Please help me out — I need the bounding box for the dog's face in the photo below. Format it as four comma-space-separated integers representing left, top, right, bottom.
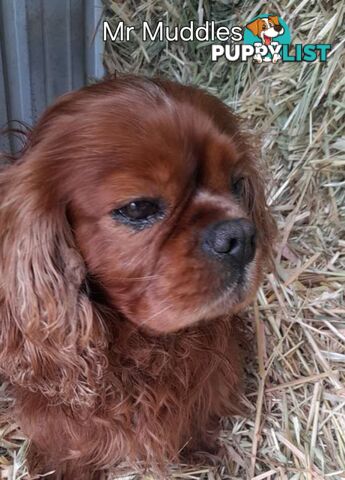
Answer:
32, 77, 274, 333
246, 16, 284, 45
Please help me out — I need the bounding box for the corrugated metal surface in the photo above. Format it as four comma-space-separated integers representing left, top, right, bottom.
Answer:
0, 0, 105, 153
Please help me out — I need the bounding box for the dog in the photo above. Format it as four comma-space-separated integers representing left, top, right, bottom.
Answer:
246, 16, 285, 63
0, 75, 276, 479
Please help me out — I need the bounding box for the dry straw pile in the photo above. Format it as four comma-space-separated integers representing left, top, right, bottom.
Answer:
1, 0, 344, 479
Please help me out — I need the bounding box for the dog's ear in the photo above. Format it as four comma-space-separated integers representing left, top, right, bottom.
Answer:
268, 15, 280, 26
0, 159, 108, 407
237, 147, 277, 270
246, 19, 261, 37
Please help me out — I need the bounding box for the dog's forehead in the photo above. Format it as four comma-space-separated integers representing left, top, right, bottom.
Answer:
100, 114, 241, 200
52, 92, 245, 216
69, 129, 241, 220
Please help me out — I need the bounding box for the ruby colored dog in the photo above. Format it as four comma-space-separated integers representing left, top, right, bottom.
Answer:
0, 76, 275, 479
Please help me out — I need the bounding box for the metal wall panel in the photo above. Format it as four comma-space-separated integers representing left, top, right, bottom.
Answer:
0, 0, 105, 153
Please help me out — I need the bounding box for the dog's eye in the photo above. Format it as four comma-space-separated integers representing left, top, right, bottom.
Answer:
111, 198, 164, 229
119, 200, 159, 220
231, 177, 245, 197
262, 25, 267, 30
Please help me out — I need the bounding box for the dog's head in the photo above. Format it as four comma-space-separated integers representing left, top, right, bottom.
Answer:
1, 77, 276, 340
19, 76, 273, 333
246, 16, 284, 45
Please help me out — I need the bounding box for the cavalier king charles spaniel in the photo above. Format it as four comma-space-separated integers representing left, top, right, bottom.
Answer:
0, 75, 275, 479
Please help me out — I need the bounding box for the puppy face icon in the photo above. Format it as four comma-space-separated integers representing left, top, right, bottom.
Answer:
246, 16, 284, 46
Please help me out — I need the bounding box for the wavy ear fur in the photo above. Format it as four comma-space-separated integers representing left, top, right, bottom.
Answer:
0, 159, 108, 408
238, 144, 277, 268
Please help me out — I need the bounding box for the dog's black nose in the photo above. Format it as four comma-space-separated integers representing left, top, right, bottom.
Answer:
274, 25, 283, 32
201, 219, 256, 266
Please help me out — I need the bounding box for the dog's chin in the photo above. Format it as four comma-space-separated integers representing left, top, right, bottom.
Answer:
130, 276, 256, 335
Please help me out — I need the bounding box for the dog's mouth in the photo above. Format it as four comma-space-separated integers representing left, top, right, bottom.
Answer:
216, 267, 250, 303
263, 34, 272, 46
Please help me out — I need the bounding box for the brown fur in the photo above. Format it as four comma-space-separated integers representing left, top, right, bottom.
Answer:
0, 75, 276, 479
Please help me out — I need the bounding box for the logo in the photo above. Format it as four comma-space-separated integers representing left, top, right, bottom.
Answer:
211, 14, 331, 63
103, 18, 332, 64
244, 14, 290, 63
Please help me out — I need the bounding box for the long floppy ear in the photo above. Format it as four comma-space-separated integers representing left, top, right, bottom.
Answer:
0, 159, 108, 407
246, 19, 261, 37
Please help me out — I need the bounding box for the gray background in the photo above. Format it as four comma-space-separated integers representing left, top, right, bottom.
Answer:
0, 0, 104, 153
